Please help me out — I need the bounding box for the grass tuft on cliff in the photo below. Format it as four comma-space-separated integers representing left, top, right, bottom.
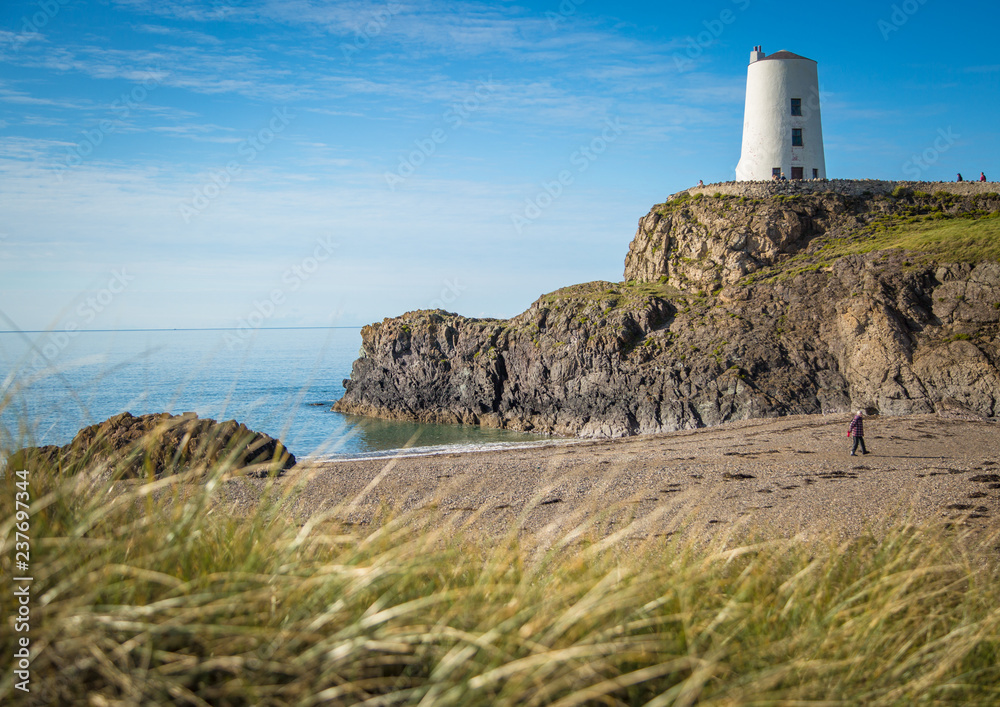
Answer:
3, 441, 1000, 705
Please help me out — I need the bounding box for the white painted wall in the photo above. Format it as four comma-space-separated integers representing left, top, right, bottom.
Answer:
736, 50, 826, 181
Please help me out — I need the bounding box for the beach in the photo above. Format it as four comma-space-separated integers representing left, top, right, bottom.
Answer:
229, 412, 1000, 546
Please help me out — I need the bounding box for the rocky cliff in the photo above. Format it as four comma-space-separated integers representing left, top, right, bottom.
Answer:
335, 183, 1000, 437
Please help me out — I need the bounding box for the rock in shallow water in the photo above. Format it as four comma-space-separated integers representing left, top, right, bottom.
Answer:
7, 411, 295, 478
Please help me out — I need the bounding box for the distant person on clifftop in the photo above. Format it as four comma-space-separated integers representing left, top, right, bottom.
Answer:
780, 172, 788, 181
848, 411, 869, 456
957, 173, 964, 182
981, 172, 988, 182
698, 180, 704, 187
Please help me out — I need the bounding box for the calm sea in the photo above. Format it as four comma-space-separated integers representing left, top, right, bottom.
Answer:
0, 328, 543, 460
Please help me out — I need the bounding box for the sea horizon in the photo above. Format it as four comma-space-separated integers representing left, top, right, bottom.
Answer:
0, 325, 367, 334
0, 327, 544, 461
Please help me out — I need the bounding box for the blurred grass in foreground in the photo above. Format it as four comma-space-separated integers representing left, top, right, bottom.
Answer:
2, 442, 999, 706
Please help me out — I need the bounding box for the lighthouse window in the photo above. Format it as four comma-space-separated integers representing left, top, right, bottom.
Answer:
791, 98, 802, 116
792, 129, 803, 147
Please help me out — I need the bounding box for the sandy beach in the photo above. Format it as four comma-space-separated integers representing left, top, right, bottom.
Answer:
230, 413, 1000, 545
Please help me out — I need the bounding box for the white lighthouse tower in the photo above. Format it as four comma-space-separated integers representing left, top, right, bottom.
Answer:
736, 46, 826, 182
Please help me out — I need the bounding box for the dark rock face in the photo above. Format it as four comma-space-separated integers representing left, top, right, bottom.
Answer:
7, 412, 296, 478
335, 188, 1000, 437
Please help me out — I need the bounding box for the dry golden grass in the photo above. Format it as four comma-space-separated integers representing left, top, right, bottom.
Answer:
2, 434, 1000, 706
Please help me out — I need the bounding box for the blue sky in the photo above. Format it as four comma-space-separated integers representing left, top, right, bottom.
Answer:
1, 0, 998, 332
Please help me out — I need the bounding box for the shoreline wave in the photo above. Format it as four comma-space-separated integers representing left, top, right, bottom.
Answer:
307, 437, 583, 463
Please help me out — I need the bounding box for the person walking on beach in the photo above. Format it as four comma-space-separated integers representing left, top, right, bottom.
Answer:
848, 410, 868, 456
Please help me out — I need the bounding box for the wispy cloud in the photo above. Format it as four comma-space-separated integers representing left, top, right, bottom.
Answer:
5, 39, 307, 104
0, 136, 78, 161
964, 65, 1000, 74
147, 123, 243, 143
132, 23, 223, 44
3, 0, 746, 144
19, 115, 69, 127
7, 0, 988, 331
108, 0, 257, 23
0, 85, 96, 110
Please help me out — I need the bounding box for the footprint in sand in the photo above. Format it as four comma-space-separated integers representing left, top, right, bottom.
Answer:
971, 474, 1000, 483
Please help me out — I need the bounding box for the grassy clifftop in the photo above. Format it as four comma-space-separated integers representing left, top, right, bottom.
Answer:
743, 195, 1000, 285
625, 188, 1000, 290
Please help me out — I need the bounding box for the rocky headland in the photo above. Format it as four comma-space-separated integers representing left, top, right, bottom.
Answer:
334, 181, 1000, 438
8, 411, 296, 478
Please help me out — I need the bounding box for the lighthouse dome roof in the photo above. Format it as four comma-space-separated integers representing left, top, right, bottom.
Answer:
760, 49, 816, 62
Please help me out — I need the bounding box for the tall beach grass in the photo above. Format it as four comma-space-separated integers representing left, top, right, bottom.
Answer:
2, 429, 1000, 707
